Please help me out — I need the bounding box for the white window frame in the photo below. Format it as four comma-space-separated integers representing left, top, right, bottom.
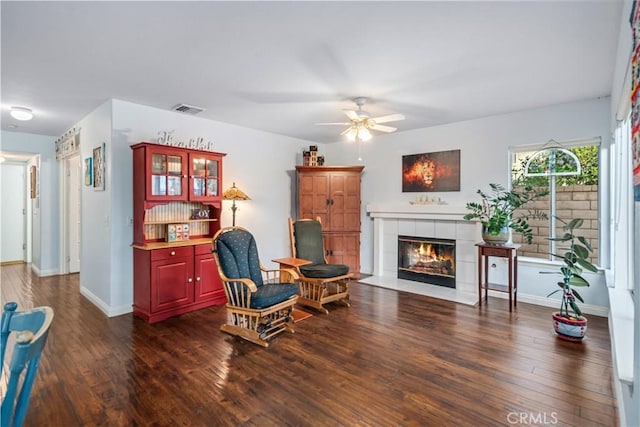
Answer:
612, 116, 634, 291
509, 136, 608, 269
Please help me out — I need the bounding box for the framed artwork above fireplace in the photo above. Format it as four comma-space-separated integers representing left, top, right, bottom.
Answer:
402, 149, 460, 192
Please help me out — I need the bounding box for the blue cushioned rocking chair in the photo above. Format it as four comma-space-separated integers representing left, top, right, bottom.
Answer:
212, 226, 299, 347
1, 302, 54, 427
288, 217, 352, 314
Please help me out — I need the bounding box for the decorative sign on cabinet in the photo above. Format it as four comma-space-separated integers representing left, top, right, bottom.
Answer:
295, 165, 364, 276
131, 142, 227, 323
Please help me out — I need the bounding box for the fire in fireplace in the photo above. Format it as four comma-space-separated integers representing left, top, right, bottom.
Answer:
397, 236, 456, 288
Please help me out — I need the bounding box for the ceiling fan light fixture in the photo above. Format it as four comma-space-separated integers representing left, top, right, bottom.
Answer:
10, 106, 33, 121
346, 127, 358, 141
359, 127, 372, 142
318, 97, 405, 142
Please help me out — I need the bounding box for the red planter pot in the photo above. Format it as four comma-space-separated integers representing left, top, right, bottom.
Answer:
552, 312, 587, 342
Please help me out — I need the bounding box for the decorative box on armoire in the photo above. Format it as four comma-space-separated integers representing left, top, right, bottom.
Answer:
295, 165, 364, 276
131, 142, 227, 323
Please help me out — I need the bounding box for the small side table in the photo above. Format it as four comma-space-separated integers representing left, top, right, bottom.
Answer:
476, 242, 520, 312
272, 257, 312, 283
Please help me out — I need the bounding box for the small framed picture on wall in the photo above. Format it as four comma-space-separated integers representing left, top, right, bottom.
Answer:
93, 143, 105, 191
30, 165, 37, 199
84, 157, 93, 186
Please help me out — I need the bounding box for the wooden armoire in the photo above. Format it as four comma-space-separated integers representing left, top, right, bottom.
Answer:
295, 165, 364, 275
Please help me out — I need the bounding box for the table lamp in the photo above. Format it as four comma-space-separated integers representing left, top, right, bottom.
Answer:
222, 182, 251, 226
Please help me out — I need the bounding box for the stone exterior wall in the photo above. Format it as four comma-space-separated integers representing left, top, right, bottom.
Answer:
511, 185, 598, 264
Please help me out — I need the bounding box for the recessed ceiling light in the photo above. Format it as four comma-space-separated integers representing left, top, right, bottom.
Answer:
10, 106, 33, 121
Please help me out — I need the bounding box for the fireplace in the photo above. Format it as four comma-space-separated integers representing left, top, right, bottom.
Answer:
397, 236, 456, 288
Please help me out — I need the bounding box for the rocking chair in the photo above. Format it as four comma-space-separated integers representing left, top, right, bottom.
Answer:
288, 217, 352, 314
212, 226, 299, 347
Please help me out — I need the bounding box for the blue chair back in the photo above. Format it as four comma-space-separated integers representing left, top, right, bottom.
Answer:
1, 302, 54, 427
214, 227, 264, 286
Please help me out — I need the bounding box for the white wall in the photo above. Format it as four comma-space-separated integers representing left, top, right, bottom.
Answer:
75, 100, 115, 312
74, 99, 313, 316
325, 97, 611, 312
0, 131, 57, 275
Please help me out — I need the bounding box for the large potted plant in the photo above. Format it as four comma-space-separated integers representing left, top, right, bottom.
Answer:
542, 217, 598, 342
463, 183, 548, 244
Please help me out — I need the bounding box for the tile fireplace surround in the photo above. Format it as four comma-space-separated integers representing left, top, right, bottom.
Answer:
362, 204, 481, 305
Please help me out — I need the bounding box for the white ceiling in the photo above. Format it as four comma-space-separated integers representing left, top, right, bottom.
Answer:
1, 1, 624, 143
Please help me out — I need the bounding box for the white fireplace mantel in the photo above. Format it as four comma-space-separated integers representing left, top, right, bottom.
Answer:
363, 203, 480, 305
366, 204, 471, 221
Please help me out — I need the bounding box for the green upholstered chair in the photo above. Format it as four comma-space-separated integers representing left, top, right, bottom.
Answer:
1, 302, 54, 427
288, 218, 352, 314
212, 226, 299, 347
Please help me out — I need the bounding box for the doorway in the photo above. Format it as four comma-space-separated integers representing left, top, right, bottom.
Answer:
63, 155, 81, 273
0, 162, 26, 263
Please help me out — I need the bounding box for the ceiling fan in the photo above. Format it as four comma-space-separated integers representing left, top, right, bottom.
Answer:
316, 97, 405, 141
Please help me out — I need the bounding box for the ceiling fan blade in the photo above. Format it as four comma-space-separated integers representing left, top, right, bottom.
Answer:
340, 126, 354, 135
315, 122, 351, 126
371, 124, 397, 133
371, 113, 405, 124
343, 110, 359, 120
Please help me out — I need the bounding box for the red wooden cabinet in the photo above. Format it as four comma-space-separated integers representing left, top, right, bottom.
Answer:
131, 142, 227, 323
194, 243, 224, 302
150, 247, 193, 313
133, 245, 225, 323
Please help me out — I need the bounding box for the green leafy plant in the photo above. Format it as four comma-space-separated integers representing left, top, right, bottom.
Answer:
463, 183, 548, 244
542, 217, 598, 318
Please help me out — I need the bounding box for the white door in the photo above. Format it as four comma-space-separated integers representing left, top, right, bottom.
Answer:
67, 156, 81, 273
1, 163, 26, 263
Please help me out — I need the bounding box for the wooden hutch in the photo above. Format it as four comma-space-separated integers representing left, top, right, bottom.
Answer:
131, 142, 227, 323
295, 165, 364, 275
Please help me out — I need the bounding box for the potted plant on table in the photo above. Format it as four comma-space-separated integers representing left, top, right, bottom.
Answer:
463, 183, 548, 245
542, 217, 598, 342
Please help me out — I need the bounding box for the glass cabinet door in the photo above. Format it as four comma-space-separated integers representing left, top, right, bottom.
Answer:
151, 153, 167, 196
205, 158, 219, 197
166, 155, 183, 196
191, 157, 206, 197
190, 155, 220, 200
147, 149, 187, 201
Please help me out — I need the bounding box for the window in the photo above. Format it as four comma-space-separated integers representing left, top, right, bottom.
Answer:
612, 115, 635, 291
510, 139, 601, 266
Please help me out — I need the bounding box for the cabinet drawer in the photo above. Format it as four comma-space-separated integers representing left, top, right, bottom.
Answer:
194, 243, 213, 256
151, 246, 192, 261
481, 246, 510, 257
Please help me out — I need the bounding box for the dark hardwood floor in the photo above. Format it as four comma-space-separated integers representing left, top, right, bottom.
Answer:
1, 263, 617, 426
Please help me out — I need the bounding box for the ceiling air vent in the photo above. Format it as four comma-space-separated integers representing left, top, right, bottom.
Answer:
171, 103, 206, 115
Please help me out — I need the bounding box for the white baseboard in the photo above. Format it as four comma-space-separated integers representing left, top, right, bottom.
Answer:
30, 264, 59, 277
488, 290, 609, 317
80, 286, 133, 317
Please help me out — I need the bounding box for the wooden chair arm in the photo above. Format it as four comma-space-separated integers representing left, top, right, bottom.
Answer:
219, 277, 258, 309
218, 272, 258, 293
260, 264, 299, 283
280, 268, 299, 281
